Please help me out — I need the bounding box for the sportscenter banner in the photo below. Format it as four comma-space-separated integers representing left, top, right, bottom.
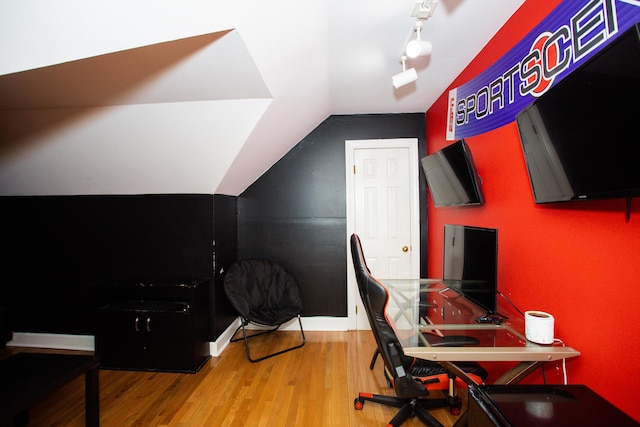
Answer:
446, 0, 640, 140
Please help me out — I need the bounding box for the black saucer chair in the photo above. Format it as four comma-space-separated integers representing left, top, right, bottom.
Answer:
223, 258, 306, 362
350, 234, 488, 427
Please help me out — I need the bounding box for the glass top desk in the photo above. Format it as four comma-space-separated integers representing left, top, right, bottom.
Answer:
380, 279, 580, 385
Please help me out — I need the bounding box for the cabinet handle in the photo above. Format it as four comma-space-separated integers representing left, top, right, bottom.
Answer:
146, 317, 151, 333
134, 317, 140, 332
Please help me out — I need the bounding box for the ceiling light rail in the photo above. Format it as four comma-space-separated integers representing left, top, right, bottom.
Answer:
411, 0, 438, 19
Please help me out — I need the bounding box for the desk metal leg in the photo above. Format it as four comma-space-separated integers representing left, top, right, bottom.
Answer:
85, 365, 100, 427
494, 361, 544, 385
438, 361, 480, 386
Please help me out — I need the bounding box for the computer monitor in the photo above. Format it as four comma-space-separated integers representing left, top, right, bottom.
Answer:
443, 224, 498, 315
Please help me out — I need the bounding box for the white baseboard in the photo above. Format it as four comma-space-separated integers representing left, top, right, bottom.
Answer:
211, 316, 349, 355
237, 316, 349, 332
7, 316, 350, 355
209, 317, 241, 357
288, 316, 349, 331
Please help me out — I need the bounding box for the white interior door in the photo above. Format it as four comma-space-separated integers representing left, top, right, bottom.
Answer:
346, 139, 420, 329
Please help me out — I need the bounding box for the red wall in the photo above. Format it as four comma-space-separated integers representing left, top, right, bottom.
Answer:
425, 0, 640, 421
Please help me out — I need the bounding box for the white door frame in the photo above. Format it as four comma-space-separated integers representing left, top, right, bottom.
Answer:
345, 138, 421, 330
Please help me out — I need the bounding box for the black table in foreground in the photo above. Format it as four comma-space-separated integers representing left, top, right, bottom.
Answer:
467, 384, 639, 427
0, 352, 100, 427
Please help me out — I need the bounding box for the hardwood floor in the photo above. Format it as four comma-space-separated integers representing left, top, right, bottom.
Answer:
11, 331, 467, 426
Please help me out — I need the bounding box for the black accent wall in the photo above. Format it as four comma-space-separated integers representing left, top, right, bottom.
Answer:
211, 194, 239, 340
238, 113, 428, 317
0, 193, 237, 341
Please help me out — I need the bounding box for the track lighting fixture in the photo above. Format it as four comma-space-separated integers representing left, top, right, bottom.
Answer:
392, 55, 417, 89
405, 20, 432, 59
391, 0, 437, 89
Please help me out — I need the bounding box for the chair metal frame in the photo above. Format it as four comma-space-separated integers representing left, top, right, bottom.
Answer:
230, 315, 306, 363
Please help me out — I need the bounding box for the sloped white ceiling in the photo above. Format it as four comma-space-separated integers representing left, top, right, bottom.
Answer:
0, 100, 270, 195
0, 0, 523, 196
0, 30, 273, 195
0, 31, 271, 109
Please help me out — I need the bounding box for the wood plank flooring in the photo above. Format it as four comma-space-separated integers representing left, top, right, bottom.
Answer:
8, 331, 467, 426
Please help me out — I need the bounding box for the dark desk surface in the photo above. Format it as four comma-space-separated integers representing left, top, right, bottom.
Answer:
468, 384, 639, 427
0, 352, 100, 426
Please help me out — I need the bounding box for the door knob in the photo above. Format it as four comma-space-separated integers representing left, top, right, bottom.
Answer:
402, 245, 409, 252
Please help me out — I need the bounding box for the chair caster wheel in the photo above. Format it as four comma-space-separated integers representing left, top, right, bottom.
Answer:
354, 397, 364, 410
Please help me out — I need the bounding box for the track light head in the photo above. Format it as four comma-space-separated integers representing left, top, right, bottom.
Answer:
392, 56, 417, 89
405, 20, 432, 58
406, 39, 433, 58
392, 68, 418, 89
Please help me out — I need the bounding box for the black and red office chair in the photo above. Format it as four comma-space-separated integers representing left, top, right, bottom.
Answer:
350, 233, 488, 427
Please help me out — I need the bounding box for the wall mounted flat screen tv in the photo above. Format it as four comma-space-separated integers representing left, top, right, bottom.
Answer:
420, 139, 484, 207
516, 23, 640, 205
443, 224, 497, 315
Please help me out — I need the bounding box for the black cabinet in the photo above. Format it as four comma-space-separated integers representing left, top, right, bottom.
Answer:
96, 279, 210, 373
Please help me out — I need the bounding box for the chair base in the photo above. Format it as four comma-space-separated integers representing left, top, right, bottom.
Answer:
230, 315, 306, 362
354, 391, 462, 427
